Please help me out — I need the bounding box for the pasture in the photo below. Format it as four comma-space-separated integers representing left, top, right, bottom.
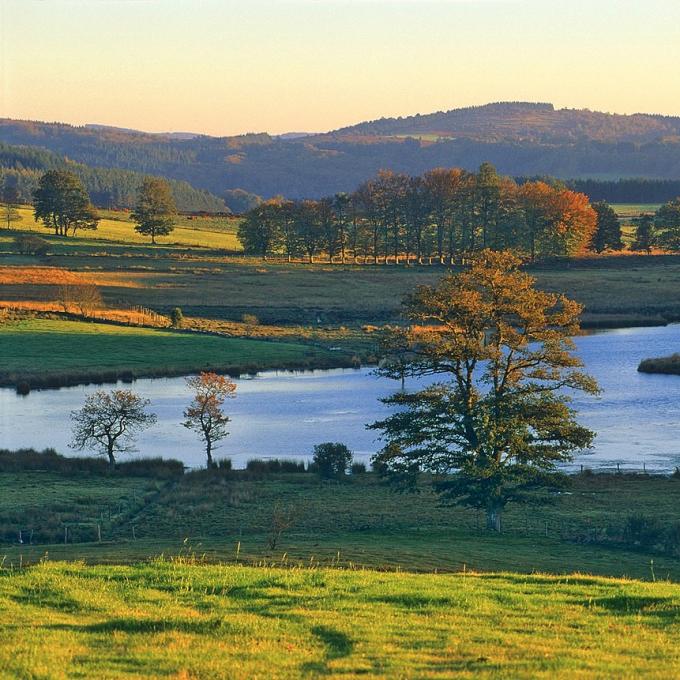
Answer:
0, 318, 350, 388
5, 205, 241, 250
1, 561, 678, 679
2, 469, 680, 581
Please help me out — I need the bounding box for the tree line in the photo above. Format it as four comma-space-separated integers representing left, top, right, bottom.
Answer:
237, 163, 598, 263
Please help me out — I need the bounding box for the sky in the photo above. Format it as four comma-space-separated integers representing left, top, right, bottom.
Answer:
1, 0, 679, 136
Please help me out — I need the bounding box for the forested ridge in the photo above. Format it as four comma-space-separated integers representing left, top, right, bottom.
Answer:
0, 143, 226, 212
4, 103, 680, 201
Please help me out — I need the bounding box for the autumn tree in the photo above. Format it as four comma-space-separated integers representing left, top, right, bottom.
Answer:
70, 390, 157, 467
33, 170, 99, 237
370, 250, 598, 532
183, 372, 237, 468
591, 201, 623, 253
131, 177, 176, 244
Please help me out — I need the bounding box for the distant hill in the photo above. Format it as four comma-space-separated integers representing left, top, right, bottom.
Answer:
323, 102, 680, 143
3, 103, 680, 199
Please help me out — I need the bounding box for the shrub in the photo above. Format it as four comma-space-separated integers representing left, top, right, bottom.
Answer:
663, 522, 680, 557
312, 442, 353, 479
245, 458, 306, 473
351, 462, 367, 474
170, 307, 184, 328
0, 448, 184, 478
15, 234, 49, 256
622, 513, 664, 549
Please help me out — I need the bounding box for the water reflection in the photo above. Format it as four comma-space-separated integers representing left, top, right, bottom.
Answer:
1, 325, 680, 471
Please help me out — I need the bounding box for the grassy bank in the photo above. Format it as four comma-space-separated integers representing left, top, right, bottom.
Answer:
0, 318, 357, 389
1, 561, 679, 679
3, 465, 680, 581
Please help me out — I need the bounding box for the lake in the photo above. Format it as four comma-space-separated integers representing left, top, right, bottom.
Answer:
1, 324, 680, 471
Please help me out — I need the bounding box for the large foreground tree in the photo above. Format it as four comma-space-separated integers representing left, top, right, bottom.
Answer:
370, 250, 598, 531
70, 390, 157, 467
131, 177, 176, 244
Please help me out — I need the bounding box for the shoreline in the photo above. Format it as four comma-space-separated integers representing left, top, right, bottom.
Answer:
2, 314, 673, 393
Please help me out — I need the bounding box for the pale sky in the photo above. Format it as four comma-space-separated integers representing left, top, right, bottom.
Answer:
1, 0, 679, 136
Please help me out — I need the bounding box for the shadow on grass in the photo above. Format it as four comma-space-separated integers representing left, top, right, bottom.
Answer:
587, 595, 680, 620
371, 593, 460, 610
51, 616, 243, 636
301, 625, 355, 675
12, 586, 90, 614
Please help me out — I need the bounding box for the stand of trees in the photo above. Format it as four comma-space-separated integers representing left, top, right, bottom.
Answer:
33, 170, 100, 237
238, 164, 597, 263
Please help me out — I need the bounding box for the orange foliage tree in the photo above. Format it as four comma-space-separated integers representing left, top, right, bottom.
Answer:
183, 372, 237, 468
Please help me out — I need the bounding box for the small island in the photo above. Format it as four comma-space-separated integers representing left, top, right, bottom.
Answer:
638, 353, 680, 375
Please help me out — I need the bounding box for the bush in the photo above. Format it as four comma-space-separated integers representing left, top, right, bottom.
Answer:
312, 442, 353, 479
0, 448, 184, 478
351, 462, 367, 474
622, 513, 664, 549
170, 307, 184, 328
245, 458, 306, 473
663, 522, 680, 557
15, 234, 49, 256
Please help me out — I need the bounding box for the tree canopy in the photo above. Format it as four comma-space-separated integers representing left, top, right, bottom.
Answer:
131, 177, 177, 244
237, 165, 596, 263
33, 170, 99, 237
182, 372, 236, 468
70, 390, 157, 467
369, 250, 598, 531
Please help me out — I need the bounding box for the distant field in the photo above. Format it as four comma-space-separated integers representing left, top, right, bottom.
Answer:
1, 561, 679, 678
7, 205, 242, 250
0, 318, 347, 387
611, 203, 660, 220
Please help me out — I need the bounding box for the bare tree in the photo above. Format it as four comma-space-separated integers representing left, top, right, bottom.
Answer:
57, 283, 103, 317
267, 503, 301, 551
183, 372, 236, 468
70, 390, 157, 467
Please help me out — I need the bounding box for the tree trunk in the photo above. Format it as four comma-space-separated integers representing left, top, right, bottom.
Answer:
486, 504, 502, 532
206, 441, 214, 468
107, 443, 116, 469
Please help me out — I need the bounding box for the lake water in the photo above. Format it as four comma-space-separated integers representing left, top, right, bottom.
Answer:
2, 324, 680, 471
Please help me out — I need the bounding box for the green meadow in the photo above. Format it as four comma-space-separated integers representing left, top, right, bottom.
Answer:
0, 318, 351, 388
1, 561, 679, 679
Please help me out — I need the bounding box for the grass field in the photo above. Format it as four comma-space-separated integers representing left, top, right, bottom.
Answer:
3, 470, 680, 581
5, 205, 242, 250
611, 203, 660, 220
0, 318, 352, 388
1, 561, 679, 679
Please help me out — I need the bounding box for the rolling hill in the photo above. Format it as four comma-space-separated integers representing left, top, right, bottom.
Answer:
3, 103, 680, 200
